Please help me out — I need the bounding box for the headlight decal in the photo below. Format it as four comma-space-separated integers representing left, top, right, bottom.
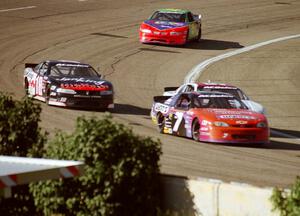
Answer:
56, 88, 76, 94
256, 122, 267, 128
214, 121, 229, 127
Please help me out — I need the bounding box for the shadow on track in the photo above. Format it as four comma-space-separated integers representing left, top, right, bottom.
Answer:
144, 39, 244, 50
91, 32, 128, 39
184, 39, 244, 50
271, 128, 300, 139
263, 140, 300, 150
139, 47, 181, 54
112, 103, 151, 116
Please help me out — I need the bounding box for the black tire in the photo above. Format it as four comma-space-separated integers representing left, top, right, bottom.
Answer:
45, 86, 51, 105
197, 26, 202, 41
24, 79, 29, 96
192, 119, 201, 141
157, 113, 165, 134
185, 31, 189, 44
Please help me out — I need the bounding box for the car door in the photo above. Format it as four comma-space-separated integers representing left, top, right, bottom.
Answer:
35, 63, 48, 96
187, 12, 198, 39
170, 94, 191, 136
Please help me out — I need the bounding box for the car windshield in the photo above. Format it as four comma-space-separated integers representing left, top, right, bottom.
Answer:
150, 12, 186, 22
199, 87, 247, 100
194, 95, 248, 109
49, 63, 100, 78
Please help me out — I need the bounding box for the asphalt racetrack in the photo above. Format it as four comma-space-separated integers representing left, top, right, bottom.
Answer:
0, 0, 299, 187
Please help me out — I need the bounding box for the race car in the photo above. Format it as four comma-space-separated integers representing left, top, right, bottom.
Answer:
139, 8, 202, 45
163, 82, 265, 114
151, 91, 269, 144
23, 60, 114, 109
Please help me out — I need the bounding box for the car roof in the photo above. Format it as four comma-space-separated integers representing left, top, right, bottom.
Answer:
182, 91, 235, 97
195, 82, 239, 89
157, 8, 190, 14
45, 60, 90, 66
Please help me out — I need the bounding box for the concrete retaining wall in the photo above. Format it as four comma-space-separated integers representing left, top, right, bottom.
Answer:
160, 175, 280, 216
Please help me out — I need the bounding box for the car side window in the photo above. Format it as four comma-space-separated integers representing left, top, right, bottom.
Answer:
34, 63, 42, 73
38, 63, 48, 76
185, 85, 194, 92
176, 95, 191, 109
187, 12, 194, 22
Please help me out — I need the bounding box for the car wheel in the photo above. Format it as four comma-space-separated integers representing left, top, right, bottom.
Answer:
185, 31, 189, 44
45, 86, 51, 105
157, 113, 165, 134
24, 79, 29, 96
197, 26, 202, 41
192, 119, 201, 141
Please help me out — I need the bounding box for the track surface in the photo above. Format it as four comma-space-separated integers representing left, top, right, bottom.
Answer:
1, 0, 299, 187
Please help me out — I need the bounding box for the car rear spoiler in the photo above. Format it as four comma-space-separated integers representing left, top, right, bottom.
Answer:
164, 86, 178, 92
153, 96, 171, 103
25, 63, 38, 69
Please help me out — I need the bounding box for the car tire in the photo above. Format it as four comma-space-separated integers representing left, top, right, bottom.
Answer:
45, 86, 51, 106
192, 119, 201, 141
157, 113, 165, 134
185, 31, 189, 44
24, 79, 29, 96
197, 26, 202, 41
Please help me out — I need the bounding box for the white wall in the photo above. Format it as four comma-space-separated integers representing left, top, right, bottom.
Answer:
160, 175, 280, 216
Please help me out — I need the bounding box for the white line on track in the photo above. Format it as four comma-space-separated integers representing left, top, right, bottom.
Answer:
0, 6, 36, 13
185, 34, 300, 83
184, 34, 300, 140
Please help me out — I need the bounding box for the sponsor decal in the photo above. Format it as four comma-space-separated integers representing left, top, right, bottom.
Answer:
201, 120, 210, 126
223, 133, 229, 138
57, 77, 105, 86
29, 80, 35, 87
213, 110, 254, 115
60, 97, 67, 102
236, 120, 248, 124
218, 115, 255, 120
154, 103, 169, 114
55, 63, 89, 68
60, 83, 109, 91
203, 86, 237, 90
200, 127, 209, 132
198, 94, 233, 98
50, 85, 57, 90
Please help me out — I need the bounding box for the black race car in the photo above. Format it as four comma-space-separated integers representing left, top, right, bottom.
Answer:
23, 60, 114, 109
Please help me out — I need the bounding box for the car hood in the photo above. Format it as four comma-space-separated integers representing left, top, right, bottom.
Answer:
144, 20, 188, 30
50, 77, 112, 91
191, 108, 267, 122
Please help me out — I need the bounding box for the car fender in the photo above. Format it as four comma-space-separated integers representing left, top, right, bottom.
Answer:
24, 68, 37, 95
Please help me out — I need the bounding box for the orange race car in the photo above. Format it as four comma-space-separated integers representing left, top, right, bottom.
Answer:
151, 91, 269, 144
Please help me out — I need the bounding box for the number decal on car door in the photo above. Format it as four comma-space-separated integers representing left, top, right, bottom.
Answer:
173, 112, 184, 132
